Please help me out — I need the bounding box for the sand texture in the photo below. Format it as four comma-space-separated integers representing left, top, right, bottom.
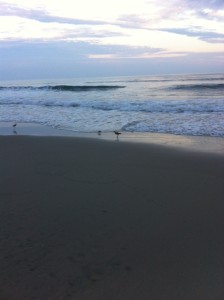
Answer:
0, 136, 224, 299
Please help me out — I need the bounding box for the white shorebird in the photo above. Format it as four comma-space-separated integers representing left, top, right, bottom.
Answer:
114, 131, 121, 139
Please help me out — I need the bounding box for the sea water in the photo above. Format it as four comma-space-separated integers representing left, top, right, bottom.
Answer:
0, 73, 224, 137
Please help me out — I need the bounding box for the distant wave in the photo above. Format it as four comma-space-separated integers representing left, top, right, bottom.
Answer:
126, 78, 224, 83
125, 79, 224, 84
0, 85, 125, 92
170, 83, 224, 90
87, 76, 224, 84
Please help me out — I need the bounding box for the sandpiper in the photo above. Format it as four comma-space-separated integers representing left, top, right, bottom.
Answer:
114, 131, 121, 139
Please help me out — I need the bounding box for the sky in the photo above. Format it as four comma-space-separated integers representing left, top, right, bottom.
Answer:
0, 0, 224, 80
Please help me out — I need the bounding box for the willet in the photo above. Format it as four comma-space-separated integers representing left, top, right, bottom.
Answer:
12, 123, 17, 134
114, 131, 121, 139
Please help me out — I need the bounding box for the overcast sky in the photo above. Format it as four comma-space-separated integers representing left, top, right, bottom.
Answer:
0, 0, 224, 80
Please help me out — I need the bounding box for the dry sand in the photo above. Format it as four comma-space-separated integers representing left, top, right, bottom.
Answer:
0, 135, 224, 299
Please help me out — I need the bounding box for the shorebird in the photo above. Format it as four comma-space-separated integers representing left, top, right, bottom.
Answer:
12, 123, 17, 134
114, 131, 121, 139
97, 130, 102, 135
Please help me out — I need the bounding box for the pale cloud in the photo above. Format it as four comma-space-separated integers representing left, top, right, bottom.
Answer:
0, 2, 107, 25
0, 16, 81, 41
0, 0, 151, 22
93, 28, 224, 54
89, 51, 187, 60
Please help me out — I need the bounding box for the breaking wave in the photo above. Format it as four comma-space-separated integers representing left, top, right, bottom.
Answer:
1, 97, 224, 114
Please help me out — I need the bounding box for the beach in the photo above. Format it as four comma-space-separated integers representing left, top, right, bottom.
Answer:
0, 133, 224, 299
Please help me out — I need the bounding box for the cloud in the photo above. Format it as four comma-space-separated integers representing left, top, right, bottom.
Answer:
184, 0, 224, 10
0, 2, 106, 25
160, 28, 224, 43
88, 44, 165, 59
116, 14, 148, 29
182, 0, 224, 21
0, 39, 163, 60
0, 2, 128, 43
0, 40, 167, 79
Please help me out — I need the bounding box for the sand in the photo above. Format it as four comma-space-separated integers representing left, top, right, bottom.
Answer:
0, 135, 224, 299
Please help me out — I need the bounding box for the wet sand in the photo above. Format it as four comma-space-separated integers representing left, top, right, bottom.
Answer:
0, 135, 224, 299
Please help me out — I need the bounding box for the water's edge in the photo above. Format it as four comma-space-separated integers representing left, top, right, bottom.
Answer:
1, 122, 224, 156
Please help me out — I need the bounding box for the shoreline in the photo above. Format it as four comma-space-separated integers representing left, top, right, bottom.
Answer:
1, 121, 224, 155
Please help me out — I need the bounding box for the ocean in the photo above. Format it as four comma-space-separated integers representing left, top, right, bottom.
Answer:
0, 73, 224, 137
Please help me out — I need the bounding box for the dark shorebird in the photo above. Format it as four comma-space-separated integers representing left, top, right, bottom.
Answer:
12, 123, 17, 134
114, 131, 121, 139
97, 130, 102, 135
